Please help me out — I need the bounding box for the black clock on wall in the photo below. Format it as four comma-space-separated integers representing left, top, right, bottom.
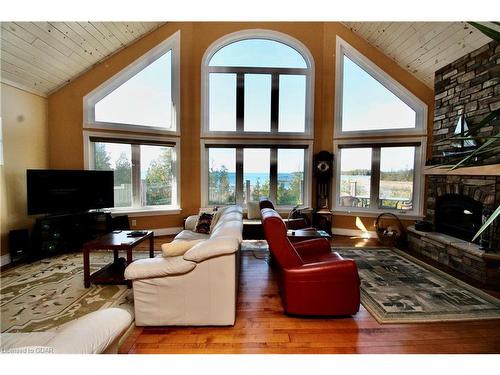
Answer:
313, 151, 334, 178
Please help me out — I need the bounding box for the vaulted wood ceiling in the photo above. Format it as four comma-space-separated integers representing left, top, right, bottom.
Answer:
0, 22, 495, 96
342, 22, 493, 88
0, 22, 164, 96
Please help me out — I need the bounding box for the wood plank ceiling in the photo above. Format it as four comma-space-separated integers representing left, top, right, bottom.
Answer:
0, 22, 495, 96
0, 22, 164, 96
342, 22, 493, 88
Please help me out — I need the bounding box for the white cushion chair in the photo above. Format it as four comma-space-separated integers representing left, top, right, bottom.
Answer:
124, 205, 243, 326
0, 308, 133, 354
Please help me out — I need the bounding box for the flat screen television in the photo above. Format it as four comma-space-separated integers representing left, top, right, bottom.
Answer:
27, 169, 114, 215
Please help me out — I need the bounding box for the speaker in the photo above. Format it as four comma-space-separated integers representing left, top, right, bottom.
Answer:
9, 229, 30, 262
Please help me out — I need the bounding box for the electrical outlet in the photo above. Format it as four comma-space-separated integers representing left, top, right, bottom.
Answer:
131, 219, 137, 227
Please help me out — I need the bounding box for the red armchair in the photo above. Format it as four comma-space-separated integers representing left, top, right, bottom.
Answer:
261, 208, 360, 316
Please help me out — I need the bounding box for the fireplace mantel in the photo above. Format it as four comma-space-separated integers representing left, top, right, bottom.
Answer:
423, 164, 500, 176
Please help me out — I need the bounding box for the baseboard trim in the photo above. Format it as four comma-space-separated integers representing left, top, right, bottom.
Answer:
332, 228, 378, 239
151, 227, 183, 237
1, 253, 12, 267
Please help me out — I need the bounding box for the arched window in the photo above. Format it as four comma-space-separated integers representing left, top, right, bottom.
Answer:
202, 30, 314, 136
201, 30, 314, 209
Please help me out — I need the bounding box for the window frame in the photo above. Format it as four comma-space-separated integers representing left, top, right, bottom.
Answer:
332, 137, 426, 218
201, 29, 315, 139
334, 36, 427, 138
83, 31, 181, 135
83, 130, 181, 216
200, 139, 313, 212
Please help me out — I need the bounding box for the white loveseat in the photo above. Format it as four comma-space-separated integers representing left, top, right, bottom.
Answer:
0, 308, 133, 354
124, 205, 243, 326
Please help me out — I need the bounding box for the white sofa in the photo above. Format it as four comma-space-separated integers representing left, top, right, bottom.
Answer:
0, 308, 133, 354
124, 205, 243, 326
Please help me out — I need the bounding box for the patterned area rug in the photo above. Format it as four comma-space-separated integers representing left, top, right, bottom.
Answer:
0, 243, 259, 333
0, 251, 150, 333
336, 248, 500, 323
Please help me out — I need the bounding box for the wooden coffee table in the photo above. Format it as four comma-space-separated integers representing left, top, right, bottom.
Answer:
82, 230, 154, 288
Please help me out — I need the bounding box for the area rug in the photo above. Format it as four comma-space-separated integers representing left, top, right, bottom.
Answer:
1, 242, 259, 333
0, 251, 148, 333
336, 247, 500, 323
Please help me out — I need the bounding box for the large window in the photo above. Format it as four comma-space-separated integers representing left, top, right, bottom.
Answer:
203, 143, 310, 209
338, 145, 417, 211
201, 30, 314, 209
84, 31, 180, 134
202, 31, 314, 137
333, 37, 426, 217
83, 31, 181, 214
86, 133, 180, 213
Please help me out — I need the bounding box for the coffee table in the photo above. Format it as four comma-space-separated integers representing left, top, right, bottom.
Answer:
82, 230, 154, 288
287, 228, 331, 242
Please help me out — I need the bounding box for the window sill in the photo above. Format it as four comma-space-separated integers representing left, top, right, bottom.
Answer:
109, 207, 182, 217
331, 209, 424, 221
84, 122, 180, 136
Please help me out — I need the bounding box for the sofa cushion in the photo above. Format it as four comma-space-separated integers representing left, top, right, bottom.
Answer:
46, 308, 133, 354
175, 229, 210, 241
217, 205, 243, 215
212, 211, 243, 231
184, 215, 199, 231
1, 308, 133, 354
161, 239, 205, 257
210, 221, 243, 242
0, 332, 57, 353
247, 201, 261, 219
183, 236, 240, 263
125, 256, 196, 280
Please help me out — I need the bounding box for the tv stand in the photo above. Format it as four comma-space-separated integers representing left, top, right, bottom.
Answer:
31, 211, 112, 260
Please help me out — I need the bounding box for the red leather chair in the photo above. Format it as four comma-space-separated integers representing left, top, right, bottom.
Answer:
261, 208, 360, 316
258, 197, 310, 230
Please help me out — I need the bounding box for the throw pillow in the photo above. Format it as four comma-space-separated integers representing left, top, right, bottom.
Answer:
195, 212, 216, 234
246, 201, 261, 220
161, 239, 205, 257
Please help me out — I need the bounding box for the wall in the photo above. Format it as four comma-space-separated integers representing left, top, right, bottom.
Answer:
47, 22, 434, 233
432, 41, 499, 163
0, 83, 49, 261
426, 41, 500, 248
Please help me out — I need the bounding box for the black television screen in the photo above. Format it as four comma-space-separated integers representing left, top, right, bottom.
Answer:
27, 169, 114, 215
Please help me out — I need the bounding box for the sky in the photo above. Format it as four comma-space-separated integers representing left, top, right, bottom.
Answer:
209, 39, 307, 133
95, 38, 415, 175
342, 55, 416, 131
209, 39, 306, 68
95, 51, 173, 128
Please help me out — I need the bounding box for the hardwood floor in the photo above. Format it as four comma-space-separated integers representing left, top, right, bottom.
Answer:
120, 235, 500, 354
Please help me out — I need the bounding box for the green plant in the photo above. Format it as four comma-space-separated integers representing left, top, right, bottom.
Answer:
432, 22, 499, 244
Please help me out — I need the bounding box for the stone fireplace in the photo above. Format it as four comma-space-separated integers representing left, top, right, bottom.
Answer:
407, 40, 500, 288
426, 175, 499, 248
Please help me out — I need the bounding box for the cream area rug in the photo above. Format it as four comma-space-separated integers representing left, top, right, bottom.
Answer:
0, 251, 145, 333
